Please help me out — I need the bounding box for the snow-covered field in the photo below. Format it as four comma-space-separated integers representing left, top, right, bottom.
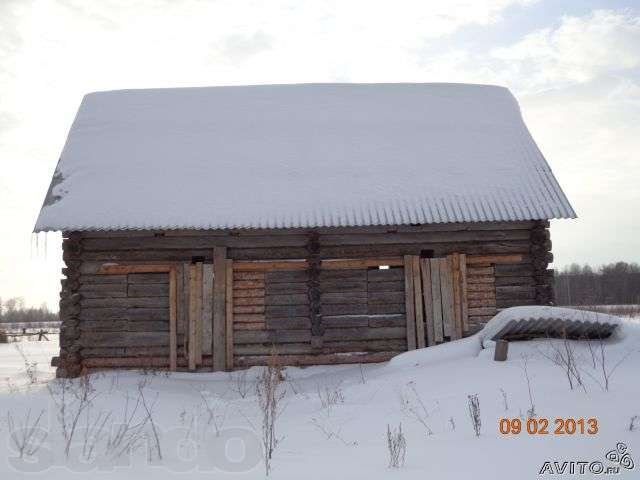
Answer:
1, 308, 639, 479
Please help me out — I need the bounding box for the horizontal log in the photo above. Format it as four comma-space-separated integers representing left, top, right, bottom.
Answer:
80, 274, 127, 284
320, 280, 367, 292
367, 291, 404, 304
319, 229, 530, 246
81, 346, 170, 357
320, 292, 368, 304
234, 329, 311, 344
468, 314, 495, 324
234, 260, 308, 271
128, 284, 169, 297
321, 304, 367, 316
233, 305, 265, 314
466, 254, 524, 265
367, 268, 405, 282
367, 303, 405, 315
79, 331, 169, 347
266, 270, 310, 283
467, 267, 494, 276
322, 314, 406, 328
233, 296, 265, 306
494, 264, 535, 276
127, 273, 169, 284
366, 280, 404, 292
323, 326, 405, 341
466, 291, 496, 300
265, 282, 308, 295
266, 305, 310, 318
496, 298, 537, 308
322, 257, 404, 269
233, 288, 265, 298
495, 286, 536, 299
266, 317, 311, 330
265, 294, 309, 306
234, 343, 314, 356
467, 307, 498, 316
368, 315, 406, 327
233, 322, 266, 331
98, 264, 174, 274
322, 339, 407, 352
494, 276, 535, 287
466, 284, 495, 293
233, 271, 265, 281
83, 357, 186, 368
468, 298, 497, 308
234, 280, 265, 289
79, 283, 127, 298
234, 313, 266, 323
83, 235, 309, 251
234, 351, 398, 367
81, 297, 168, 308
79, 320, 169, 332
466, 275, 495, 284
319, 269, 367, 281
80, 307, 169, 321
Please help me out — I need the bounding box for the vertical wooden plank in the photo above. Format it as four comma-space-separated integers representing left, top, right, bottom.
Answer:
403, 255, 417, 350
430, 258, 444, 343
460, 253, 469, 334
225, 260, 234, 370
176, 264, 185, 359
412, 256, 425, 348
212, 246, 228, 371
169, 267, 177, 372
195, 262, 204, 365
181, 263, 190, 360
188, 263, 197, 371
440, 257, 455, 339
420, 258, 435, 346
202, 263, 214, 356
450, 254, 462, 340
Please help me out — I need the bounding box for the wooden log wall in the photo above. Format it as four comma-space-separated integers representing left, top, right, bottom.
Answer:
56, 220, 554, 375
231, 265, 406, 368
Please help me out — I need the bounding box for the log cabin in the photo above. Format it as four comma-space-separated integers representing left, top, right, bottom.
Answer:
34, 83, 575, 377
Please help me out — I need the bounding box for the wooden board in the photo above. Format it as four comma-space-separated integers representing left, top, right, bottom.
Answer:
195, 262, 203, 365
403, 256, 417, 350
169, 267, 177, 371
411, 256, 425, 348
440, 257, 455, 339
225, 260, 234, 370
202, 263, 213, 356
420, 259, 435, 346
212, 246, 227, 371
429, 258, 444, 342
188, 264, 197, 371
459, 253, 469, 333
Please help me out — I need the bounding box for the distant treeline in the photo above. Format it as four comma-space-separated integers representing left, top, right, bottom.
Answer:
0, 297, 59, 324
554, 262, 640, 306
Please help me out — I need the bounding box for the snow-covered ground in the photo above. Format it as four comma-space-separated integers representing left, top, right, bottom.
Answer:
1, 308, 639, 479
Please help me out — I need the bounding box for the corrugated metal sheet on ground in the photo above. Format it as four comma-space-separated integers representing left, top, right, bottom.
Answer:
492, 318, 618, 341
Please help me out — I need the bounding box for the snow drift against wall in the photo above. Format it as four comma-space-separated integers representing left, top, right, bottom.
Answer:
34, 83, 575, 232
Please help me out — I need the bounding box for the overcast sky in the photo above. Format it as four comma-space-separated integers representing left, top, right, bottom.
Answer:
1, 0, 639, 310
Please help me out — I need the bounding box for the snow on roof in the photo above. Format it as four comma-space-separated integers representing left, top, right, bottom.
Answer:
34, 83, 575, 232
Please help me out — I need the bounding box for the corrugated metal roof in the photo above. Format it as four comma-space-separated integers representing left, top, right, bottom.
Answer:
34, 83, 575, 232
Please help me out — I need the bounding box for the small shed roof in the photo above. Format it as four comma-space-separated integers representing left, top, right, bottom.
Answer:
34, 83, 575, 232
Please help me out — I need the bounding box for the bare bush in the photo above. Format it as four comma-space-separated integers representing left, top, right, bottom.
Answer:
80, 410, 111, 462
448, 416, 456, 431
47, 374, 99, 457
256, 353, 286, 476
583, 338, 633, 392
105, 392, 149, 460
138, 383, 163, 461
199, 390, 229, 437
386, 423, 406, 468
14, 344, 38, 384
310, 416, 357, 446
316, 381, 345, 410
7, 409, 48, 458
499, 388, 509, 412
399, 382, 433, 435
542, 335, 586, 392
230, 369, 252, 399
629, 415, 639, 432
520, 355, 536, 418
467, 394, 481, 437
